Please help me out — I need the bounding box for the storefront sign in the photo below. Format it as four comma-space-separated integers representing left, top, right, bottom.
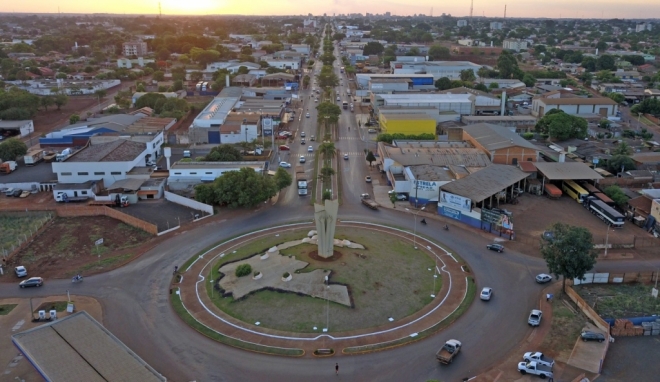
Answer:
440, 191, 472, 212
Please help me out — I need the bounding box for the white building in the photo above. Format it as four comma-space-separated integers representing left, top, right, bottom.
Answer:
0, 120, 34, 137
117, 57, 154, 68
290, 44, 311, 55
503, 39, 529, 52
263, 59, 301, 70
6, 79, 120, 96
52, 138, 162, 188
373, 93, 474, 115
189, 87, 242, 144
457, 20, 468, 27
636, 22, 652, 32
167, 161, 266, 191
123, 41, 148, 56
490, 22, 503, 30
389, 60, 482, 81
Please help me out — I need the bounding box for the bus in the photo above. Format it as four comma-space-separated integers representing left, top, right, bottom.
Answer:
562, 180, 589, 203
340, 66, 345, 73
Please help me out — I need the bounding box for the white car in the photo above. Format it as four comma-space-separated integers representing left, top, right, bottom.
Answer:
536, 274, 552, 283
306, 113, 310, 118
308, 146, 314, 152
480, 287, 493, 301
279, 162, 291, 168
300, 132, 306, 137
15, 266, 27, 278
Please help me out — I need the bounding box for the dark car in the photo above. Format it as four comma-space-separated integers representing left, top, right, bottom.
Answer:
486, 243, 504, 253
11, 189, 22, 197
19, 277, 43, 288
581, 331, 605, 342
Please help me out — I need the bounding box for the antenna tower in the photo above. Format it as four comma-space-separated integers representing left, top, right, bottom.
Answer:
430, 7, 433, 17
469, 0, 473, 21
504, 5, 507, 19
158, 2, 162, 18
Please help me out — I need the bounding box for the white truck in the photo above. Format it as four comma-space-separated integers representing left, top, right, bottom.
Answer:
55, 192, 89, 203
517, 361, 553, 379
24, 150, 45, 166
523, 352, 555, 368
56, 148, 72, 162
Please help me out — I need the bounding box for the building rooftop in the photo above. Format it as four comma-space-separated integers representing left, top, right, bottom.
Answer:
170, 161, 266, 170
67, 139, 145, 163
536, 97, 617, 106
106, 178, 144, 191
11, 311, 166, 382
0, 120, 32, 128
632, 152, 660, 164
533, 162, 603, 180
409, 164, 455, 182
462, 123, 539, 151
382, 113, 435, 121
462, 115, 538, 122
440, 164, 529, 202
378, 93, 473, 104
380, 142, 491, 168
371, 78, 411, 84
53, 181, 98, 190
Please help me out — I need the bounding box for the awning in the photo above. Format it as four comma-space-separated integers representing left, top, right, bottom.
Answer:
201, 176, 216, 182
137, 190, 158, 195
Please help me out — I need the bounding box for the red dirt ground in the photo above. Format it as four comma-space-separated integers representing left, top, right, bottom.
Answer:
32, 97, 98, 135
3, 216, 155, 280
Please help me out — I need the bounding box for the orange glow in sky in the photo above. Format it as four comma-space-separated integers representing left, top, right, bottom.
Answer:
1, 0, 658, 19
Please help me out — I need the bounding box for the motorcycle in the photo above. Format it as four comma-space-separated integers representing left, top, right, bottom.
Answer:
420, 219, 427, 225
443, 225, 449, 231
72, 275, 83, 283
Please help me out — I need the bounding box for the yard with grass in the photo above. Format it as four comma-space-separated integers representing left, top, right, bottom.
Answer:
5, 216, 152, 279
576, 284, 660, 319
0, 212, 52, 254
206, 227, 441, 333
539, 294, 587, 362
35, 301, 69, 313
0, 304, 17, 315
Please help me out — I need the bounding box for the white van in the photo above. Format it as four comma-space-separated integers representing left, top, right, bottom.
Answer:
183, 150, 191, 158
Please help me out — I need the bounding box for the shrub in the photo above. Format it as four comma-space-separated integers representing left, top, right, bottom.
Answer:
283, 272, 291, 278
235, 264, 252, 277
253, 270, 260, 276
522, 132, 534, 140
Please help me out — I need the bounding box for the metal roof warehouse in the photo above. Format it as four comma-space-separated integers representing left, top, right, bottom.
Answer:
11, 311, 166, 382
440, 164, 530, 203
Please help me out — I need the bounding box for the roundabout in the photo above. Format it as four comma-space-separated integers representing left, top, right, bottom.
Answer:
175, 221, 473, 356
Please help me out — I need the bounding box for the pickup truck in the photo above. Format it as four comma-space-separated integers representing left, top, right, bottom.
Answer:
361, 198, 379, 210
523, 352, 555, 368
436, 339, 462, 364
517, 361, 553, 379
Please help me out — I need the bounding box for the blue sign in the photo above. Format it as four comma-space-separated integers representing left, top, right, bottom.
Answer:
442, 206, 461, 220
285, 82, 299, 90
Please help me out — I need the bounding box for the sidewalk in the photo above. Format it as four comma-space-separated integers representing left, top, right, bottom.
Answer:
178, 222, 468, 356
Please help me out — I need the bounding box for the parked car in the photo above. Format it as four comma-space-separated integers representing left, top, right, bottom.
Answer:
388, 190, 407, 200
486, 243, 504, 253
580, 331, 605, 342
279, 162, 292, 168
365, 176, 372, 183
15, 266, 27, 278
535, 274, 552, 283
368, 129, 377, 133
19, 190, 30, 198
11, 189, 22, 197
19, 277, 43, 288
279, 145, 290, 151
480, 287, 493, 301
528, 309, 543, 326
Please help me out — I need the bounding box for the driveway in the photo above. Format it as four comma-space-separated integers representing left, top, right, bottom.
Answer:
120, 199, 207, 232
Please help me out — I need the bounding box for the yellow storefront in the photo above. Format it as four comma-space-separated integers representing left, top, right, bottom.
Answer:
379, 113, 436, 136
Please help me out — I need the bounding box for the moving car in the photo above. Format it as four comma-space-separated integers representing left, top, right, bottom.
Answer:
19, 277, 43, 288
299, 155, 306, 163
535, 274, 552, 283
480, 287, 493, 301
300, 132, 306, 137
15, 266, 27, 278
580, 331, 605, 342
306, 113, 310, 118
486, 243, 504, 253
310, 135, 315, 141
279, 162, 291, 168
365, 176, 372, 183
279, 145, 290, 151
301, 139, 306, 145
307, 146, 314, 152
528, 309, 543, 326
360, 193, 370, 199
368, 128, 377, 133
343, 154, 349, 160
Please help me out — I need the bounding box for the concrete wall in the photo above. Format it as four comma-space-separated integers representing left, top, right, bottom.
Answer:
56, 206, 158, 235
565, 284, 611, 333
164, 191, 214, 215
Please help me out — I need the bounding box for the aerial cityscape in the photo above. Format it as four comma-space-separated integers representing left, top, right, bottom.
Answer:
0, 8, 659, 382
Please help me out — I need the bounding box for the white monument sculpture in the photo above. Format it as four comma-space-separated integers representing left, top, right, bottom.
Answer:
314, 199, 339, 258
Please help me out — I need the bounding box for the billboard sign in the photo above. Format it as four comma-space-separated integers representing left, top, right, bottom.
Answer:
262, 117, 273, 136
440, 191, 472, 212
441, 206, 461, 220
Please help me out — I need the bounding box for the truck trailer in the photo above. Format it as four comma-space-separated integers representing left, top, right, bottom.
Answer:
543, 184, 562, 199
0, 161, 17, 174
295, 166, 307, 196
23, 150, 45, 166
583, 196, 624, 228
54, 192, 89, 203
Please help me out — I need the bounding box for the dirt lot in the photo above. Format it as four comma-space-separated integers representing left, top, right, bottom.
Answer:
502, 193, 652, 253
32, 96, 98, 136
2, 216, 153, 280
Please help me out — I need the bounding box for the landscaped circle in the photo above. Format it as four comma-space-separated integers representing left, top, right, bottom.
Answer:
206, 226, 442, 333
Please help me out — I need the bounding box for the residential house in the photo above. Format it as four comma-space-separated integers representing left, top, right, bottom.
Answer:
461, 123, 540, 165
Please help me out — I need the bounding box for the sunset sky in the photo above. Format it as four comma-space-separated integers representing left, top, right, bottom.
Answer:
1, 0, 658, 20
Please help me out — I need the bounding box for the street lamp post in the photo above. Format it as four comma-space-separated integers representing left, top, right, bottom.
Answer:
405, 207, 426, 249
604, 224, 610, 257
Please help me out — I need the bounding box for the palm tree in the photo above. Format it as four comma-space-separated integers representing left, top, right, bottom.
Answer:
318, 142, 336, 161
319, 166, 335, 182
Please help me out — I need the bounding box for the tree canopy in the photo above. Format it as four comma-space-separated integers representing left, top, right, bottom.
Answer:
362, 42, 384, 56
535, 110, 588, 140
434, 77, 452, 90
0, 138, 28, 161
0, 88, 41, 120
428, 45, 450, 60
194, 167, 276, 208
541, 222, 598, 292
204, 144, 243, 161
273, 167, 293, 191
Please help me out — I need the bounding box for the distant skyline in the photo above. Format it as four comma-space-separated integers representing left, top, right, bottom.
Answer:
1, 1, 659, 20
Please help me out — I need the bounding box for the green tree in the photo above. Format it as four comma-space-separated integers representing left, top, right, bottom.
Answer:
212, 167, 277, 208
540, 222, 598, 292
366, 151, 376, 167
489, 82, 499, 89
428, 45, 450, 60
434, 77, 452, 90
595, 41, 608, 52
496, 50, 519, 79
596, 54, 615, 71
318, 142, 336, 160
204, 144, 243, 161
193, 183, 215, 204
459, 69, 476, 82
535, 110, 588, 140
235, 264, 252, 277
173, 80, 184, 91
319, 166, 335, 183
603, 185, 629, 206
607, 155, 636, 173
273, 167, 293, 190
581, 57, 597, 72
40, 95, 55, 111
53, 93, 69, 110
612, 141, 632, 156
522, 74, 536, 87
69, 114, 80, 124
152, 71, 165, 81
0, 138, 28, 161
606, 92, 625, 104
389, 191, 398, 207
474, 83, 489, 92
362, 42, 384, 56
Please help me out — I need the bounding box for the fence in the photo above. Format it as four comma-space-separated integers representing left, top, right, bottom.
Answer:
164, 191, 214, 216
1, 212, 55, 262
56, 205, 159, 235
573, 271, 659, 285
565, 284, 611, 333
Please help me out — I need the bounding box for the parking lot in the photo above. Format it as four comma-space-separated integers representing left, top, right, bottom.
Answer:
600, 336, 660, 381
120, 199, 208, 232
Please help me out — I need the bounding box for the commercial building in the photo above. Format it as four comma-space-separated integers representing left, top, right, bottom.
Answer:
379, 114, 436, 136
0, 120, 34, 138
189, 87, 242, 144
503, 39, 529, 52
461, 123, 540, 164
461, 115, 538, 133
372, 93, 474, 116
636, 22, 652, 32
356, 73, 435, 90
531, 97, 618, 118
122, 41, 148, 57
437, 87, 502, 115
490, 22, 503, 30
457, 20, 468, 27
117, 57, 155, 68
167, 161, 267, 191
380, 106, 460, 124
388, 61, 482, 81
